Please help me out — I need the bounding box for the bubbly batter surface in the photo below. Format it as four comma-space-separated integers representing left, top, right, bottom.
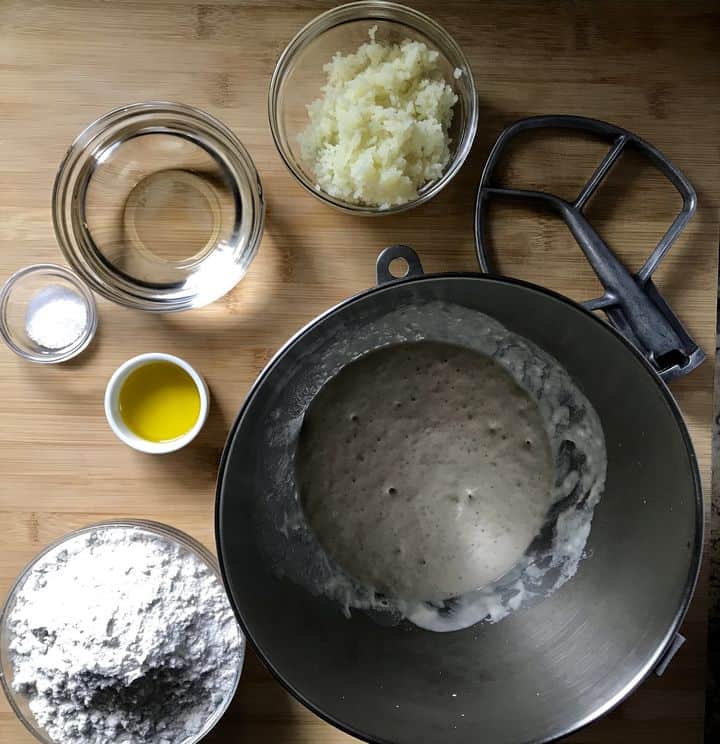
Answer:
296, 341, 554, 602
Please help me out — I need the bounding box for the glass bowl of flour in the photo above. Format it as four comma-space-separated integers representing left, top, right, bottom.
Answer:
0, 520, 244, 744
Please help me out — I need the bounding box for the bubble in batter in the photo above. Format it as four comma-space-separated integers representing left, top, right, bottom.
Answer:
296, 341, 554, 602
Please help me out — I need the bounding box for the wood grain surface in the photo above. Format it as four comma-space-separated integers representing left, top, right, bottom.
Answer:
1, 1, 718, 742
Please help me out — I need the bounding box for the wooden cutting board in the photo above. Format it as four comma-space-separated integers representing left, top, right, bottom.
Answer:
1, 1, 717, 742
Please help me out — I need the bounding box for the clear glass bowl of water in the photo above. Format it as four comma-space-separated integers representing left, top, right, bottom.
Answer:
52, 102, 265, 312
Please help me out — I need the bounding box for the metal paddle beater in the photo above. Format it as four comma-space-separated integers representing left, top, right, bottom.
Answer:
475, 115, 705, 382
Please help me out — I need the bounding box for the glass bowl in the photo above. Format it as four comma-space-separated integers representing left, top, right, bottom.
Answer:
0, 264, 97, 363
53, 102, 265, 312
268, 1, 478, 215
0, 520, 244, 744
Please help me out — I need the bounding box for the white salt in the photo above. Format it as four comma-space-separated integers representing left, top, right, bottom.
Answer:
25, 284, 88, 350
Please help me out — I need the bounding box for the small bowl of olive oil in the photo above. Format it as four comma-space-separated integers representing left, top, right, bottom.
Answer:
104, 353, 209, 453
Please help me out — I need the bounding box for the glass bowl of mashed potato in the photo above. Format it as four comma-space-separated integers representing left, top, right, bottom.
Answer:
269, 1, 478, 214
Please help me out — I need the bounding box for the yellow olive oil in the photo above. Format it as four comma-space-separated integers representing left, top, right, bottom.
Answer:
119, 361, 200, 442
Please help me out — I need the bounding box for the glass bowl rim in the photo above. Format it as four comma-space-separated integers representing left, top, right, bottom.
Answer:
0, 518, 244, 744
0, 263, 98, 364
52, 100, 265, 312
268, 0, 479, 216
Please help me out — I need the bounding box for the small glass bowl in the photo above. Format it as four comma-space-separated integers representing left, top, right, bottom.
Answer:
0, 264, 97, 363
268, 1, 478, 215
53, 102, 265, 312
0, 520, 244, 744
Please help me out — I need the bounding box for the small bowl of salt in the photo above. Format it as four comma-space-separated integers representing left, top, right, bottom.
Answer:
0, 264, 97, 363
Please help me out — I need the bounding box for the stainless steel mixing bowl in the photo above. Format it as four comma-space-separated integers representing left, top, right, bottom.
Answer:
216, 246, 701, 744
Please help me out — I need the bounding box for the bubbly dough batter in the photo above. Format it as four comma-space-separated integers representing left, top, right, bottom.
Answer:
296, 341, 554, 602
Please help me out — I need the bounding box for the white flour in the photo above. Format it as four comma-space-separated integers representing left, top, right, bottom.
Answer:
8, 526, 243, 744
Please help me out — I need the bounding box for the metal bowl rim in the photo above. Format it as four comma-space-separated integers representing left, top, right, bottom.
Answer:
215, 270, 703, 744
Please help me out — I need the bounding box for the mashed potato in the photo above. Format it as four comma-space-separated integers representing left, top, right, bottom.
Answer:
298, 27, 459, 209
